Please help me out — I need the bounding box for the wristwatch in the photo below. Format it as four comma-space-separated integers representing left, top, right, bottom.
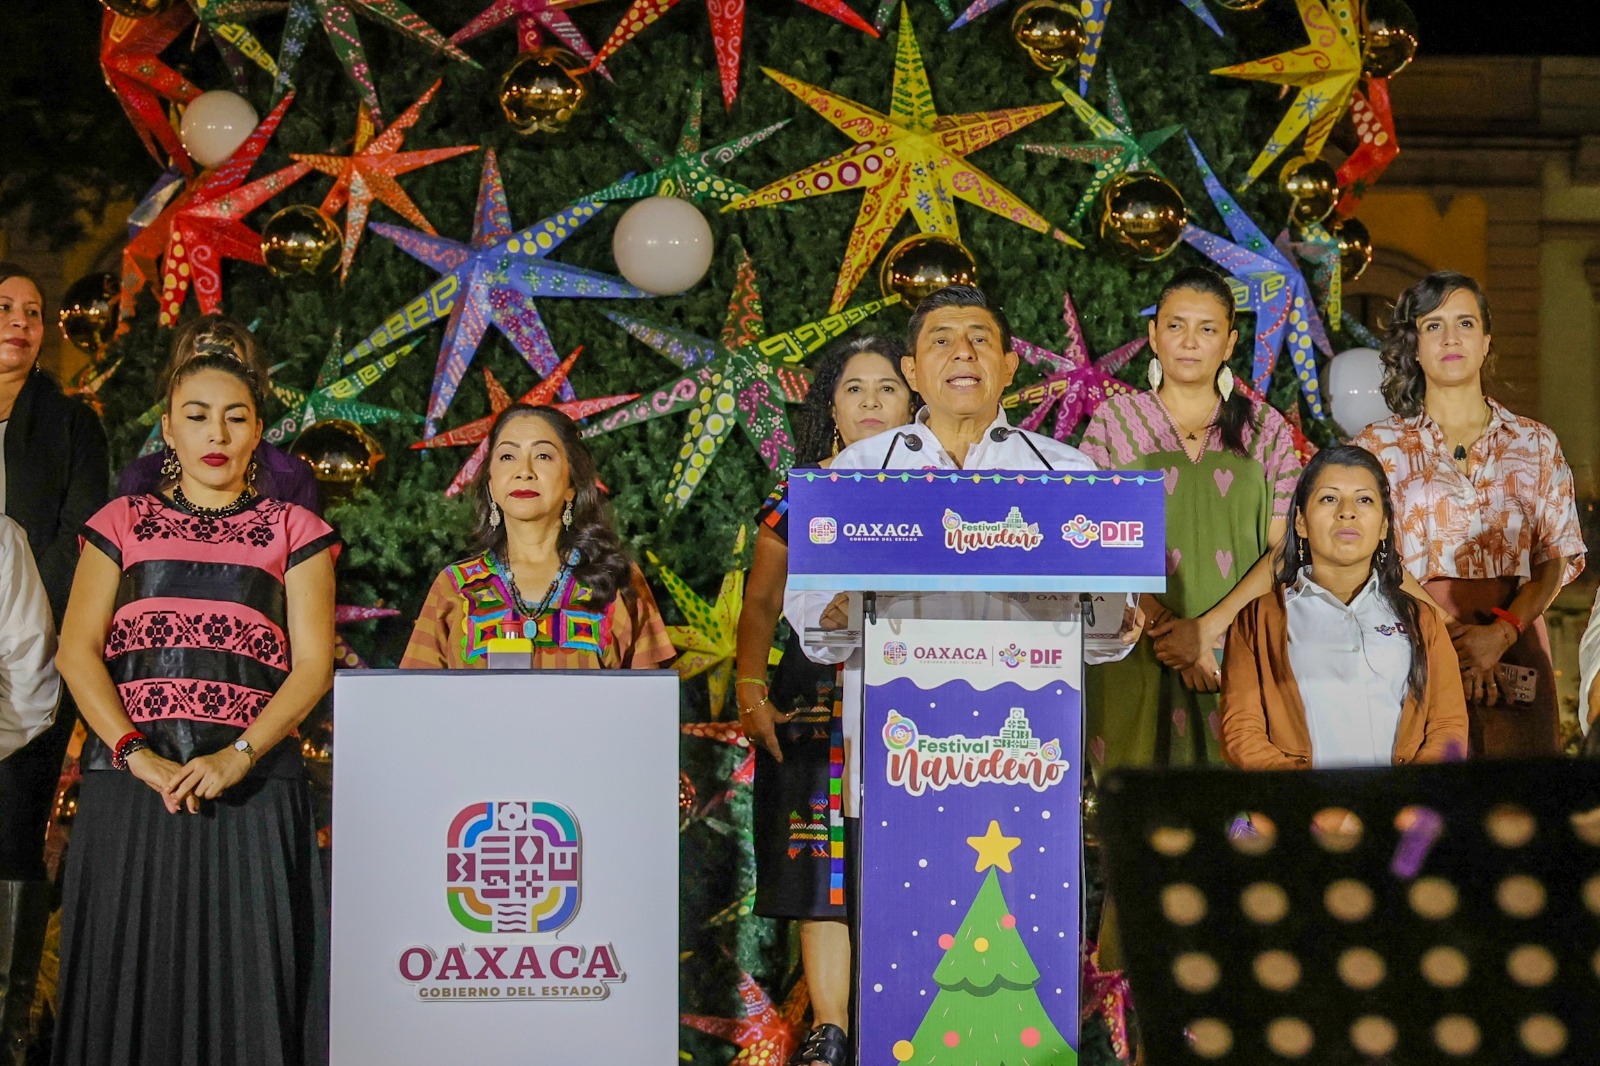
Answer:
233, 738, 256, 765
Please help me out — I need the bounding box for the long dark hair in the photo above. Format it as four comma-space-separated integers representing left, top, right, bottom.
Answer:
468, 404, 634, 608
1154, 266, 1253, 457
794, 334, 912, 464
1275, 444, 1427, 704
1379, 271, 1494, 417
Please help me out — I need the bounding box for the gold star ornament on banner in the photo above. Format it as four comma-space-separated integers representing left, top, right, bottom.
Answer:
967, 819, 1022, 873
727, 5, 1077, 311
1211, 0, 1361, 189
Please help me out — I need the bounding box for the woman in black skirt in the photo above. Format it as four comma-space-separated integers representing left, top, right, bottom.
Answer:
734, 334, 913, 1066
53, 346, 337, 1065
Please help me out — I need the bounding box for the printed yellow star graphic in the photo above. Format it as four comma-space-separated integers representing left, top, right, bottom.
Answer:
967, 819, 1022, 873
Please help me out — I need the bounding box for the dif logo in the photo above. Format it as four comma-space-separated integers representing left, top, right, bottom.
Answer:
882, 641, 908, 666
446, 801, 581, 935
809, 517, 838, 545
1060, 515, 1145, 549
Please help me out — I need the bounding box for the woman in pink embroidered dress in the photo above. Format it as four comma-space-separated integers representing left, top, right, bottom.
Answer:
1354, 271, 1585, 756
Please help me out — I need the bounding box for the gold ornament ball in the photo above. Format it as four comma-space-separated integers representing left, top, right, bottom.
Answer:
1334, 217, 1373, 282
1097, 172, 1187, 262
499, 48, 588, 135
260, 205, 343, 284
1211, 0, 1267, 10
878, 234, 979, 308
290, 420, 385, 489
1363, 0, 1419, 79
57, 272, 120, 359
1010, 0, 1086, 74
102, 0, 178, 16
1279, 156, 1339, 225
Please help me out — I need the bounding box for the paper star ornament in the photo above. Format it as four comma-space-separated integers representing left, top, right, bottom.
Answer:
681, 971, 810, 1066
593, 0, 875, 108
1004, 290, 1142, 440
120, 169, 192, 327
189, 0, 284, 84
411, 348, 639, 497
350, 149, 646, 434
585, 76, 786, 206
647, 529, 747, 719
449, 0, 611, 76
292, 81, 479, 282
582, 245, 897, 508
154, 96, 311, 326
100, 7, 204, 172
270, 0, 478, 129
1021, 71, 1180, 228
1280, 222, 1342, 323
681, 720, 757, 786
334, 605, 401, 669
1179, 135, 1331, 417
951, 0, 1220, 36
264, 336, 424, 444
1212, 0, 1362, 188
1335, 78, 1398, 218
729, 7, 1075, 311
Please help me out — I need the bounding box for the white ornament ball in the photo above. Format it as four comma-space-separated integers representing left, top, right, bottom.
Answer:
611, 196, 714, 295
179, 91, 259, 169
1325, 347, 1392, 437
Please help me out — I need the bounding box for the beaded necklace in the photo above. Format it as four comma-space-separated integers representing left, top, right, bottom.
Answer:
171, 484, 258, 519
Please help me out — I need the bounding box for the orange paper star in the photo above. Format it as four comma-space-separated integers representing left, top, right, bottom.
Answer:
293, 80, 479, 282
682, 971, 810, 1066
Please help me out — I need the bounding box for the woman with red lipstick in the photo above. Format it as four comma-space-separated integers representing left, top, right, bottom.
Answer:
735, 335, 914, 1066
401, 404, 672, 671
0, 264, 108, 1045
53, 348, 338, 1064
1354, 272, 1584, 757
1221, 445, 1467, 769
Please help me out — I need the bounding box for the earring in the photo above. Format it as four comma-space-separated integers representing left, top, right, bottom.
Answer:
562, 500, 574, 529
245, 459, 259, 490
1376, 545, 1387, 564
831, 428, 844, 457
1217, 365, 1235, 402
488, 501, 501, 530
1147, 357, 1163, 390
160, 448, 181, 480
1299, 539, 1309, 567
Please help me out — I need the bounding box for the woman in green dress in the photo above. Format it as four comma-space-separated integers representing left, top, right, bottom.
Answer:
1081, 266, 1303, 775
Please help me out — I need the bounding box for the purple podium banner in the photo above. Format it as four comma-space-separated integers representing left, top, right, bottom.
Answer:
859, 617, 1083, 1066
786, 469, 1165, 594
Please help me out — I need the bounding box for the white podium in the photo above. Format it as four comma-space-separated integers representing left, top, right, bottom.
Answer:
329, 670, 679, 1065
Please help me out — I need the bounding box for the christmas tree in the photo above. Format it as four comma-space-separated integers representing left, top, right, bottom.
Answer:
893, 849, 1074, 1064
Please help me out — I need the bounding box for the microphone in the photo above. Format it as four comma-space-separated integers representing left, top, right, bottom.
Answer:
989, 426, 1054, 470
880, 431, 922, 468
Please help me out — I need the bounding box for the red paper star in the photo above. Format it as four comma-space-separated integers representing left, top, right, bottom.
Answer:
156, 96, 310, 326
293, 80, 479, 282
410, 347, 638, 497
593, 0, 876, 109
100, 7, 204, 172
681, 970, 810, 1066
122, 182, 195, 326
680, 720, 755, 784
1334, 78, 1398, 219
450, 0, 612, 78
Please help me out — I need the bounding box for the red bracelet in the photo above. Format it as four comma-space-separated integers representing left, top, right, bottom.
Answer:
1491, 608, 1524, 637
112, 730, 147, 771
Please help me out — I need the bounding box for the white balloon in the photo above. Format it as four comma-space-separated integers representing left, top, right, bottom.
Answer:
179, 91, 259, 169
1325, 347, 1392, 437
611, 197, 714, 295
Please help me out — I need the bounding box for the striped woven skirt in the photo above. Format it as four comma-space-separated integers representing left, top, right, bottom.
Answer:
52, 768, 329, 1066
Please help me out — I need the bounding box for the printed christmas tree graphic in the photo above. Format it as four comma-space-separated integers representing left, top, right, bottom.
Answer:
891, 821, 1076, 1065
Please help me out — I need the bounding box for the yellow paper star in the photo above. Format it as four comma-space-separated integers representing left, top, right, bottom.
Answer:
1211, 0, 1362, 188
967, 819, 1021, 873
648, 527, 752, 719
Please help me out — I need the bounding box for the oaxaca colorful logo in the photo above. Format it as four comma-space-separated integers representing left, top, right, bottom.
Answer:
809, 516, 837, 544
446, 801, 581, 934
883, 641, 908, 666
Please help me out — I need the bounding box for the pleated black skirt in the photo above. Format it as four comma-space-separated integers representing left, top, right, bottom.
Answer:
52, 769, 329, 1066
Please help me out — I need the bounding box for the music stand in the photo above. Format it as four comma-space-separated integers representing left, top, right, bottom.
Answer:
1098, 759, 1600, 1064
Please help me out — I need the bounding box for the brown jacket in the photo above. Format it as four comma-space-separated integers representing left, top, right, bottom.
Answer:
1221, 586, 1469, 770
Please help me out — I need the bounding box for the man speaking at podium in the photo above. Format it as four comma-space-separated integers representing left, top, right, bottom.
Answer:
793, 283, 1139, 815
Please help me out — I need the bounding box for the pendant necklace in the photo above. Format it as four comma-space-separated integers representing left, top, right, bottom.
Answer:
498, 548, 579, 620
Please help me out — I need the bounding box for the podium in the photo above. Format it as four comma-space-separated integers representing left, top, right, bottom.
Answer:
328, 669, 679, 1066
787, 469, 1165, 1065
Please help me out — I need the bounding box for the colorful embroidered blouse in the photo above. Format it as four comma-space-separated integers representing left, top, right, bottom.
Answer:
1353, 400, 1586, 584
399, 554, 673, 670
79, 494, 340, 727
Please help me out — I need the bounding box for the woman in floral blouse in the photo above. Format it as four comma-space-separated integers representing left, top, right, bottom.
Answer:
1355, 271, 1585, 756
